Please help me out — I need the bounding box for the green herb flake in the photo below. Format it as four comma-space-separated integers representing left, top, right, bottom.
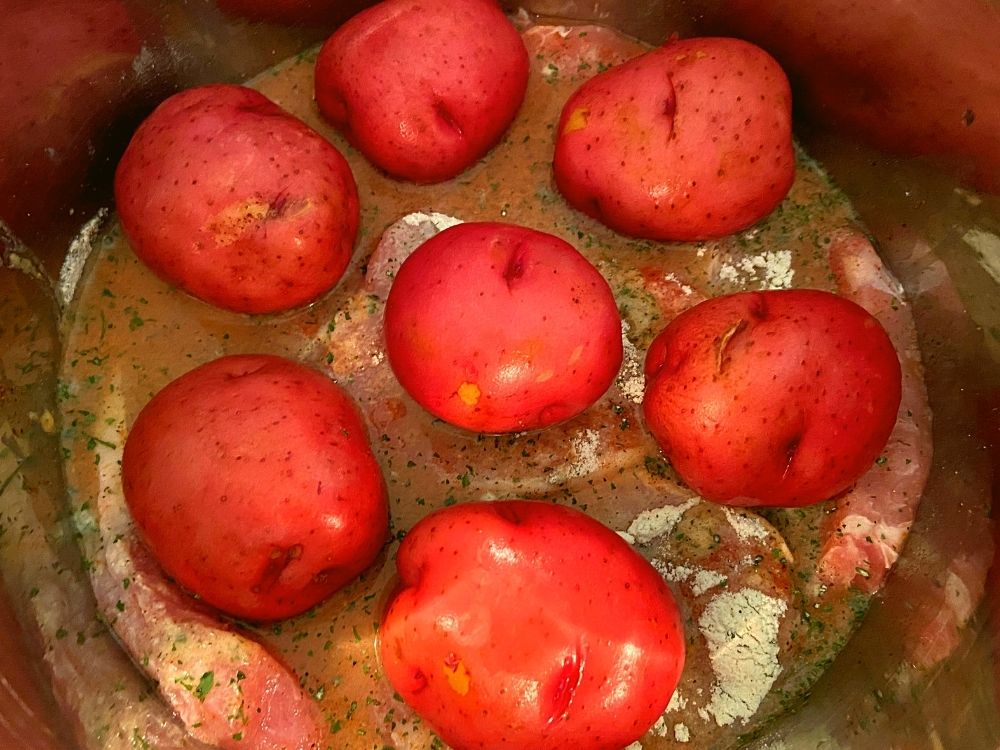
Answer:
195, 671, 215, 702
643, 455, 669, 478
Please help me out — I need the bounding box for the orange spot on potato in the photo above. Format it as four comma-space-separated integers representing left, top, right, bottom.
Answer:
442, 657, 471, 696
568, 345, 585, 365
206, 195, 309, 246
535, 369, 555, 383
563, 107, 589, 135
458, 382, 481, 405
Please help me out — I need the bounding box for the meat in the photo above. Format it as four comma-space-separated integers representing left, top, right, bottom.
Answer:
1, 418, 209, 750
62, 377, 325, 749
816, 230, 933, 592
870, 228, 994, 676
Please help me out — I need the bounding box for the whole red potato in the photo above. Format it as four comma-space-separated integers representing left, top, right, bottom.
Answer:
554, 36, 795, 241
314, 0, 529, 183
383, 222, 623, 433
114, 84, 359, 314
643, 289, 901, 507
380, 500, 685, 750
121, 354, 388, 620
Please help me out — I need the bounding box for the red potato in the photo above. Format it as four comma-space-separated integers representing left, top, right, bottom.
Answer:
553, 36, 795, 241
643, 289, 902, 507
383, 222, 623, 433
114, 84, 359, 314
380, 500, 685, 750
121, 354, 388, 620
314, 0, 529, 183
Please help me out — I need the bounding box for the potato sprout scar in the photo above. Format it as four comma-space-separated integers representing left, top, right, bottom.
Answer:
443, 658, 471, 695
458, 382, 481, 405
563, 107, 589, 134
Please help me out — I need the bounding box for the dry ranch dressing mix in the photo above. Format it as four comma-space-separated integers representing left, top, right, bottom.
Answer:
57, 20, 929, 750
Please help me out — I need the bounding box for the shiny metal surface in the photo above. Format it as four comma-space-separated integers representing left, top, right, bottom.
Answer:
1, 1, 998, 748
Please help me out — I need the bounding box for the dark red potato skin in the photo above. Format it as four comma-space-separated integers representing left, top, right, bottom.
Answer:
314, 0, 529, 183
553, 36, 795, 241
114, 84, 359, 314
121, 354, 388, 621
383, 222, 623, 433
643, 289, 902, 507
380, 500, 685, 750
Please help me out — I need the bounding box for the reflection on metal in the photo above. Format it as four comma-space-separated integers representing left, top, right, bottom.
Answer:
58, 209, 108, 311
0, 1, 998, 749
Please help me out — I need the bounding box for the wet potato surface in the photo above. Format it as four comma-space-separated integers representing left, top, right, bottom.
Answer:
58, 21, 929, 750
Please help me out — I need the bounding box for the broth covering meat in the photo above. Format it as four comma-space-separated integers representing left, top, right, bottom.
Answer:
55, 21, 930, 750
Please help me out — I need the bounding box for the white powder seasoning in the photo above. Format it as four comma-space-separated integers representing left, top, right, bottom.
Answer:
401, 211, 463, 232
652, 559, 694, 583
663, 272, 694, 296
689, 568, 728, 596
626, 498, 700, 544
666, 689, 688, 713
546, 428, 601, 484
723, 507, 770, 543
698, 588, 788, 726
616, 320, 645, 404
717, 250, 794, 290
651, 715, 669, 736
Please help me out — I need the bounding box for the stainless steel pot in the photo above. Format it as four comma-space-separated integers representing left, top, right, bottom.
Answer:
1, 1, 998, 747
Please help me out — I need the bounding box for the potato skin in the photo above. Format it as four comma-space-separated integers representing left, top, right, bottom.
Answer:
383, 222, 623, 433
643, 290, 902, 507
114, 84, 359, 314
553, 37, 795, 241
121, 354, 388, 620
314, 0, 529, 183
380, 500, 685, 750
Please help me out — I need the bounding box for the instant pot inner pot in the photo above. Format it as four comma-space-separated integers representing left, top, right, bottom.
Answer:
1, 1, 998, 749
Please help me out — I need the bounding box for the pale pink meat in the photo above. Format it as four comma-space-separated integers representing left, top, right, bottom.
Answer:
902, 551, 986, 670
76, 380, 325, 750
637, 264, 708, 318
121, 542, 324, 750
1, 434, 211, 750
816, 230, 933, 592
874, 227, 994, 674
